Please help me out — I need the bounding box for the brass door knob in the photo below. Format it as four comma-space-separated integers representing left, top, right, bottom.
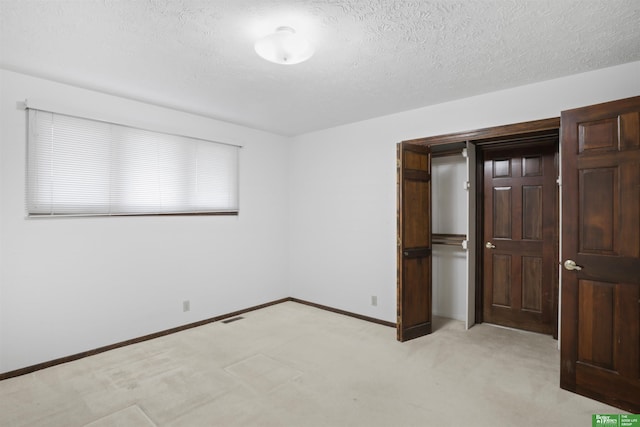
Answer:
563, 259, 583, 271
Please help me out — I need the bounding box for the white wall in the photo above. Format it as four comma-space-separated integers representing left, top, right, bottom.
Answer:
288, 61, 640, 323
0, 70, 290, 373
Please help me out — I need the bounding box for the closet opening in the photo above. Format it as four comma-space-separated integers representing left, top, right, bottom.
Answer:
397, 118, 560, 342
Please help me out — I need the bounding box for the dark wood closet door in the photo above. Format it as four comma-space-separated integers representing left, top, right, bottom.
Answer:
560, 96, 640, 412
482, 143, 557, 334
397, 142, 432, 342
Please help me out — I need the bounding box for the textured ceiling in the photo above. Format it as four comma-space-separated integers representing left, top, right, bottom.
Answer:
1, 0, 639, 136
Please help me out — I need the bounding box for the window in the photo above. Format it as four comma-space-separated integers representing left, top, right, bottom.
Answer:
27, 109, 239, 216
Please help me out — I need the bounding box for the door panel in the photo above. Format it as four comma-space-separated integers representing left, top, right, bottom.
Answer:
522, 186, 542, 240
577, 280, 615, 369
402, 255, 431, 330
579, 168, 616, 253
491, 254, 512, 306
493, 187, 512, 238
560, 96, 640, 412
483, 143, 557, 334
397, 142, 432, 342
522, 256, 542, 311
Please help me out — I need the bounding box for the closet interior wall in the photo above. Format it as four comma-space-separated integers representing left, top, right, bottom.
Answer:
431, 148, 468, 322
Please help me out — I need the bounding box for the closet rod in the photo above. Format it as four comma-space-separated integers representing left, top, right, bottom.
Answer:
432, 233, 467, 247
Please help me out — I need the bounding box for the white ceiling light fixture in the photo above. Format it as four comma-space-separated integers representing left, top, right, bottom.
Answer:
254, 26, 314, 65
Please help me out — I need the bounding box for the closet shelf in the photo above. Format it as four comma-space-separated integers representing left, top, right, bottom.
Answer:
432, 233, 467, 247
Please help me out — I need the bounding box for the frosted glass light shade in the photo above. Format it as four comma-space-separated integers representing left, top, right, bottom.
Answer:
254, 26, 314, 65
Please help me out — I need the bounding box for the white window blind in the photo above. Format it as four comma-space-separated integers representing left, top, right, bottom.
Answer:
27, 109, 239, 216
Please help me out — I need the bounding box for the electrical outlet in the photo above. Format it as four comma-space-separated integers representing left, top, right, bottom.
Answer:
371, 295, 378, 306
183, 300, 190, 312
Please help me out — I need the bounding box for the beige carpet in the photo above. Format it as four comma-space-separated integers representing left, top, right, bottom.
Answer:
0, 301, 623, 426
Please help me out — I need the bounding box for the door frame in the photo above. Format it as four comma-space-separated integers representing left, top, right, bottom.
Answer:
398, 117, 560, 338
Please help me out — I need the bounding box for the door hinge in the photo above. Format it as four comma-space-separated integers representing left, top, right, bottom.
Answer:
397, 158, 401, 168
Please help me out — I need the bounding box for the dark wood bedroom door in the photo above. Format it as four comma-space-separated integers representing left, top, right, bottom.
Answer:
560, 96, 640, 412
482, 143, 557, 334
397, 142, 432, 342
